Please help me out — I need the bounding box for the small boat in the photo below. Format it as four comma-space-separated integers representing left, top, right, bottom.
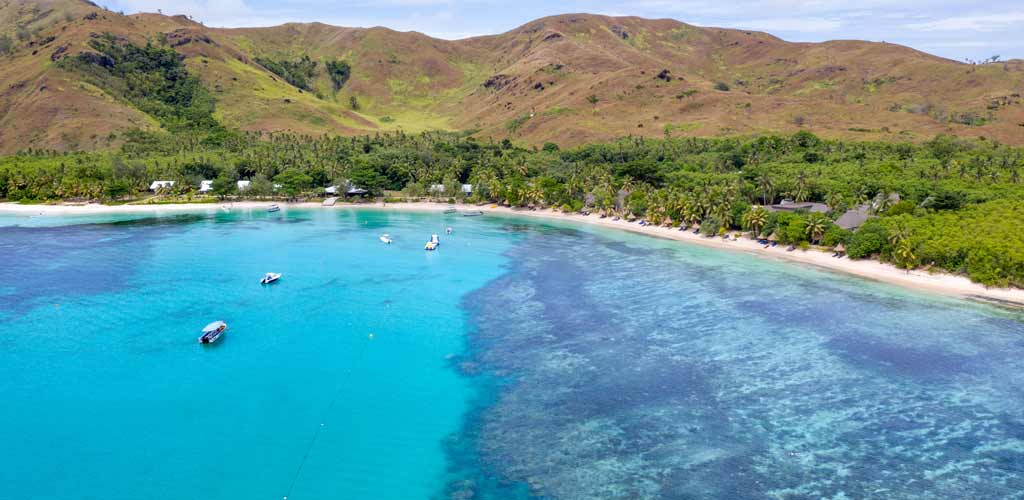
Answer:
425, 234, 440, 251
260, 272, 282, 285
443, 207, 458, 215
267, 204, 281, 213
445, 227, 453, 235
380, 234, 393, 244
462, 210, 483, 217
198, 321, 227, 344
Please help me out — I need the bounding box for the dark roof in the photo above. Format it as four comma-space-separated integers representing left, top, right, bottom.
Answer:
835, 205, 871, 230
767, 200, 829, 213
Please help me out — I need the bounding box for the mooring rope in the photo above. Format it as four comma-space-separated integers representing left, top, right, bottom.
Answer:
281, 330, 375, 499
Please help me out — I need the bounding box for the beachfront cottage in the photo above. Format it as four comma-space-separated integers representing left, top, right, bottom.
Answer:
346, 187, 368, 197
429, 184, 446, 194
461, 184, 473, 195
324, 185, 340, 195
149, 180, 174, 191
199, 180, 213, 193
767, 199, 829, 213
237, 180, 251, 191
836, 205, 872, 230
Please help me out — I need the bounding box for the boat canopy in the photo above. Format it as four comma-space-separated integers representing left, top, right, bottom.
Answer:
203, 321, 226, 333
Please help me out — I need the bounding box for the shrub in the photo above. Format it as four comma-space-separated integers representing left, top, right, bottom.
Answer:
846, 219, 889, 259
713, 81, 730, 91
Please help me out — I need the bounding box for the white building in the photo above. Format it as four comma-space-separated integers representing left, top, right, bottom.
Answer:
324, 185, 339, 195
199, 180, 213, 193
149, 180, 175, 191
429, 184, 445, 194
237, 180, 251, 191
461, 184, 473, 195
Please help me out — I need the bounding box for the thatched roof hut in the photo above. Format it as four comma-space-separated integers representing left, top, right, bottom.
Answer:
767, 232, 779, 242
835, 243, 846, 253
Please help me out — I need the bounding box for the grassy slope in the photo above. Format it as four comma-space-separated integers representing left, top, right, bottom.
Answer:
0, 3, 1022, 153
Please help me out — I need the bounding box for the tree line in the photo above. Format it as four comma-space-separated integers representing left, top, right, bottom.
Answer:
3, 130, 1024, 287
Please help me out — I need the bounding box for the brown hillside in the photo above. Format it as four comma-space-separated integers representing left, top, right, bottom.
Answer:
0, 2, 1022, 153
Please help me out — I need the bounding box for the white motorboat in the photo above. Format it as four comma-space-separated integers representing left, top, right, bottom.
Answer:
198, 321, 227, 344
380, 234, 393, 244
260, 272, 282, 285
267, 204, 281, 213
425, 234, 440, 251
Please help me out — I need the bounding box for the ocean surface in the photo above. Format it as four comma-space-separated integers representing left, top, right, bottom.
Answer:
1, 208, 1023, 500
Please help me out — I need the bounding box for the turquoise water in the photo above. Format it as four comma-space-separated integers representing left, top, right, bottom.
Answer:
2, 208, 1024, 499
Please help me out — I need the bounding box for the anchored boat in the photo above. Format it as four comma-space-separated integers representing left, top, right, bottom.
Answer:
462, 210, 483, 217
380, 234, 393, 244
443, 207, 458, 215
198, 321, 227, 344
267, 204, 281, 213
260, 272, 282, 285
424, 233, 440, 251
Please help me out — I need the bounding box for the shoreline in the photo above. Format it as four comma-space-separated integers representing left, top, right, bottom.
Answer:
4, 200, 1023, 308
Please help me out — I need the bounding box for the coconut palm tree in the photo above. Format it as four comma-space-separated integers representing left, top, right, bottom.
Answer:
825, 191, 845, 212
757, 173, 775, 205
794, 171, 810, 202
887, 223, 911, 248
805, 213, 829, 244
742, 206, 768, 237
894, 239, 916, 270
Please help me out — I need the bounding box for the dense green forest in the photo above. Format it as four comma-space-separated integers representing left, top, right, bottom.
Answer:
3, 129, 1024, 287
59, 33, 221, 132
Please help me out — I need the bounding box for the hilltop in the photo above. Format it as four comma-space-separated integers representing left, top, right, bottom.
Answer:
1, 0, 1022, 153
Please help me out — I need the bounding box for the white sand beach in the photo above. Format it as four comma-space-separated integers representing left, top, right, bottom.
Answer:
4, 200, 1023, 307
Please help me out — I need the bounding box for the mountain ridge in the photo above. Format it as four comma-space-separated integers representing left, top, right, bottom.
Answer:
1, 0, 1022, 153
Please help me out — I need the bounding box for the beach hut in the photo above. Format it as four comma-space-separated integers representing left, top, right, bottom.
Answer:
149, 180, 174, 191
461, 184, 473, 195
834, 243, 846, 257
199, 180, 213, 193
324, 185, 339, 195
237, 180, 251, 191
768, 232, 779, 242
429, 184, 445, 194
835, 205, 871, 230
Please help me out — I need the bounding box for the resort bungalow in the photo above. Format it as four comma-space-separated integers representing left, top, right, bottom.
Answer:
149, 180, 175, 192
461, 184, 473, 195
767, 199, 829, 214
237, 180, 251, 192
324, 185, 340, 196
836, 205, 872, 230
429, 184, 446, 194
346, 186, 369, 197
199, 180, 213, 193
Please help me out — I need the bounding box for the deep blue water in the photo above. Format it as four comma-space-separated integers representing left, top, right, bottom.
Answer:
2, 208, 1023, 499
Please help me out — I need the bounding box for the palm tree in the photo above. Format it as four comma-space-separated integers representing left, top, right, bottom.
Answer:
757, 174, 775, 206
825, 191, 844, 213
805, 213, 829, 244
793, 171, 810, 202
887, 223, 911, 248
872, 192, 894, 214
742, 206, 768, 237
894, 239, 916, 270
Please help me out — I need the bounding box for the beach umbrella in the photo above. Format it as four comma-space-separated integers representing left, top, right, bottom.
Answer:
835, 243, 846, 253
768, 232, 779, 242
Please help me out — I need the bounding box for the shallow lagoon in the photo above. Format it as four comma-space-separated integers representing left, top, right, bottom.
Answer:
1, 208, 1022, 499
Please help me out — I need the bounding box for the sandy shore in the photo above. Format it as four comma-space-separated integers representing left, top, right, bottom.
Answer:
4, 200, 1023, 307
